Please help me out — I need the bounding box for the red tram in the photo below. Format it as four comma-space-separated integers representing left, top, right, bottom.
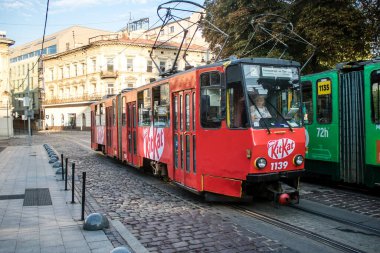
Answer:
91, 58, 306, 201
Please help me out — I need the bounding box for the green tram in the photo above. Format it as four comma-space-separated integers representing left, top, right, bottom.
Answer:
301, 59, 380, 188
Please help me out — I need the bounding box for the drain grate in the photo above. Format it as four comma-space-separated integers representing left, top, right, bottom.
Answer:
0, 194, 25, 200
23, 188, 52, 206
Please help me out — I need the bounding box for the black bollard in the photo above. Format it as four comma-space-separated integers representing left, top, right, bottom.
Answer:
61, 154, 64, 180
71, 163, 75, 204
65, 158, 68, 191
81, 171, 86, 221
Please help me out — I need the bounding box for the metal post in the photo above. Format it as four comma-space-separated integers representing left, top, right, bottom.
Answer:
71, 163, 75, 204
61, 154, 64, 180
26, 68, 31, 145
81, 172, 86, 221
65, 158, 68, 191
6, 100, 9, 138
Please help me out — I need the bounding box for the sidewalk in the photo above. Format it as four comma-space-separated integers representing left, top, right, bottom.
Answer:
0, 145, 115, 253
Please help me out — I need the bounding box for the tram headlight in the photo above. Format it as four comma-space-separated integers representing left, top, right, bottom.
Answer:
294, 155, 304, 166
255, 158, 267, 169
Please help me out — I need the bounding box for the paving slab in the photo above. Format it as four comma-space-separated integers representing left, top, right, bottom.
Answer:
0, 145, 118, 253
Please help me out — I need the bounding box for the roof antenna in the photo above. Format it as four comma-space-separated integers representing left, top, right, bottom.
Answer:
150, 1, 228, 77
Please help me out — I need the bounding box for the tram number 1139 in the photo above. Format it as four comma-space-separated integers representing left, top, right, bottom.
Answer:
271, 161, 288, 171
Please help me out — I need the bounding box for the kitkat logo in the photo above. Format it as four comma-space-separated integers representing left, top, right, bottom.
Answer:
267, 138, 295, 159
143, 127, 164, 161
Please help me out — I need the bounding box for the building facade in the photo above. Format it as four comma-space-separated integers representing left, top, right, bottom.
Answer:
42, 33, 208, 130
9, 26, 110, 130
0, 31, 15, 137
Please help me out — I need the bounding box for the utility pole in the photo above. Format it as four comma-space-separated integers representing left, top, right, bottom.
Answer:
26, 68, 31, 145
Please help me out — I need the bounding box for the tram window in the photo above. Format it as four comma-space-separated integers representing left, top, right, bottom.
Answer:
371, 70, 380, 123
153, 84, 170, 127
112, 99, 116, 126
185, 94, 190, 131
316, 78, 332, 124
301, 81, 313, 124
193, 135, 196, 173
122, 97, 126, 126
95, 105, 100, 126
174, 96, 178, 130
138, 89, 151, 126
200, 72, 222, 128
100, 103, 105, 126
227, 85, 247, 128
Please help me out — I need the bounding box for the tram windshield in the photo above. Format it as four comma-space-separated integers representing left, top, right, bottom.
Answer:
242, 64, 302, 129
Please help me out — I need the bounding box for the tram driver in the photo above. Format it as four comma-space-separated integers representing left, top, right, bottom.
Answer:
250, 94, 272, 122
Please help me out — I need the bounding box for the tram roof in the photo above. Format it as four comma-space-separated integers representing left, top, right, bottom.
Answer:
197, 57, 301, 69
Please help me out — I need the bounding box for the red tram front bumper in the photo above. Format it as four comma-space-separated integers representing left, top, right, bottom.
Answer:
246, 169, 304, 183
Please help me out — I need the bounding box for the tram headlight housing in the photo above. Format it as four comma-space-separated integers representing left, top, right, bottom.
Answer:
255, 157, 267, 169
293, 155, 304, 166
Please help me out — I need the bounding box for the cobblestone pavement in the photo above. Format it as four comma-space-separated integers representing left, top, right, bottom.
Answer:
4, 132, 380, 252
6, 133, 289, 253
300, 182, 380, 219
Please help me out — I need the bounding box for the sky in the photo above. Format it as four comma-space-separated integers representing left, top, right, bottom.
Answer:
0, 0, 205, 46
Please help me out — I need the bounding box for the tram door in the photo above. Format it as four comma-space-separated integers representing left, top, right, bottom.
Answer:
105, 106, 112, 154
173, 90, 197, 189
126, 102, 137, 165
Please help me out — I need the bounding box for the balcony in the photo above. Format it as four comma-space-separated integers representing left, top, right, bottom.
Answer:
100, 70, 118, 79
43, 93, 103, 105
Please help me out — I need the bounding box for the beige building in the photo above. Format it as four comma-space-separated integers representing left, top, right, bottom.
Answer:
9, 26, 110, 130
127, 13, 211, 61
0, 31, 15, 137
43, 33, 208, 130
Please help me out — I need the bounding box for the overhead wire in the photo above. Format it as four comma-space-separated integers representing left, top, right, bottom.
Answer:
14, 0, 50, 91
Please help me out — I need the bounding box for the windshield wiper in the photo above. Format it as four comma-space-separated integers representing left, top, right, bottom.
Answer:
247, 95, 271, 134
265, 100, 294, 132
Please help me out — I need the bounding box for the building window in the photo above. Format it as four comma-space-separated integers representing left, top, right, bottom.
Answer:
107, 83, 114, 95
170, 26, 174, 33
138, 89, 151, 126
92, 58, 96, 72
74, 64, 78, 76
107, 58, 114, 72
90, 83, 96, 95
159, 60, 166, 72
81, 62, 85, 75
66, 43, 70, 51
127, 83, 134, 88
127, 58, 134, 72
147, 60, 153, 72
66, 65, 70, 78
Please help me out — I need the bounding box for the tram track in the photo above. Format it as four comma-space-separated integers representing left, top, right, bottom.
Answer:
289, 203, 380, 236
231, 205, 366, 253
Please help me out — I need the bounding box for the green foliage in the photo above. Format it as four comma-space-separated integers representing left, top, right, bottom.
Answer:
203, 0, 372, 74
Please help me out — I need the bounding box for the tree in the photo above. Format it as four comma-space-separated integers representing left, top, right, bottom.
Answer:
289, 0, 369, 72
203, 0, 290, 60
357, 0, 380, 57
203, 0, 370, 73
